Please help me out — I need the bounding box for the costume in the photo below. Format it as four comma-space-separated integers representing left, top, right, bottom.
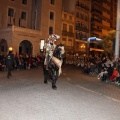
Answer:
44, 34, 59, 66
44, 34, 62, 75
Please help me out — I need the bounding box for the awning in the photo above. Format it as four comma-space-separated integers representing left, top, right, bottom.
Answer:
90, 48, 104, 52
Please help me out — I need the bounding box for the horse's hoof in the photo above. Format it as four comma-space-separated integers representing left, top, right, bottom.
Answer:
44, 81, 48, 84
52, 85, 57, 90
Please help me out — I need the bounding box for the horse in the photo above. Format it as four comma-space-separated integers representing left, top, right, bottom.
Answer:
43, 43, 65, 90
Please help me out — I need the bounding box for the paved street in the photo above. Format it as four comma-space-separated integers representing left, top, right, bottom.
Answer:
0, 65, 120, 120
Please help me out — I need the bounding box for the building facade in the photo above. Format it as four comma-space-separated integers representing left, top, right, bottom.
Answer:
0, 0, 62, 56
74, 0, 91, 53
90, 0, 117, 53
62, 11, 74, 53
0, 0, 117, 56
91, 0, 117, 37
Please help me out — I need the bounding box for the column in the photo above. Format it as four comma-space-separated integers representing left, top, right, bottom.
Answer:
115, 0, 120, 59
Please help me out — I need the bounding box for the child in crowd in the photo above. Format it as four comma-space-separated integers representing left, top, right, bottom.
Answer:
110, 67, 119, 82
97, 68, 108, 81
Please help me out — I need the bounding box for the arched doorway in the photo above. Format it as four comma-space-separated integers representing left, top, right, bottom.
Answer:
19, 40, 33, 55
0, 39, 7, 55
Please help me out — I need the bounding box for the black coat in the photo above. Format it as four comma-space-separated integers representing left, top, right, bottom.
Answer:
107, 66, 113, 77
5, 53, 15, 67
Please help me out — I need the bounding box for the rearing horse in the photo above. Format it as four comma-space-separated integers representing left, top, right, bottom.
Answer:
43, 43, 65, 90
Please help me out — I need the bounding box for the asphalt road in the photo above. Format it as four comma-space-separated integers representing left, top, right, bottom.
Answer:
0, 65, 120, 120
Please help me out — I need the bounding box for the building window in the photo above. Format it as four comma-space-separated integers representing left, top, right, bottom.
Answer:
68, 39, 72, 46
1, 46, 4, 52
76, 12, 79, 18
22, 0, 27, 5
69, 25, 73, 33
50, 12, 54, 20
63, 23, 67, 31
62, 38, 66, 45
21, 11, 26, 20
76, 32, 79, 39
51, 0, 55, 5
69, 16, 72, 21
8, 8, 14, 17
49, 26, 53, 34
64, 14, 67, 19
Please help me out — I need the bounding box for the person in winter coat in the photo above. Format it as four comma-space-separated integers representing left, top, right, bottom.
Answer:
5, 47, 15, 79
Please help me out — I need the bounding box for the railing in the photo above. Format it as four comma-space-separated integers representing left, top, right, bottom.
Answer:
62, 31, 74, 37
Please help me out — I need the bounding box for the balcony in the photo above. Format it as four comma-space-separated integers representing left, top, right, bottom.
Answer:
91, 18, 102, 23
62, 31, 74, 37
76, 27, 89, 33
91, 9, 102, 14
76, 3, 90, 11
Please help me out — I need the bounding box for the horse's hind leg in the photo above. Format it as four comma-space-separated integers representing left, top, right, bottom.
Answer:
52, 75, 58, 90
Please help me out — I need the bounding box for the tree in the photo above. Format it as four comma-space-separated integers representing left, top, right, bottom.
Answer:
97, 30, 116, 56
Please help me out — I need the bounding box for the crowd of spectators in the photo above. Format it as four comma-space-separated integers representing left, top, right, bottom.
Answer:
65, 52, 120, 86
1, 51, 120, 86
0, 53, 44, 71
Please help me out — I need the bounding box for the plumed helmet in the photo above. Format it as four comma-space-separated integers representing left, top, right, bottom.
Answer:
48, 34, 60, 43
9, 47, 13, 51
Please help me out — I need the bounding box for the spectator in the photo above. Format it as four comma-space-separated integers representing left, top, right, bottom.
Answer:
110, 67, 119, 82
5, 47, 15, 79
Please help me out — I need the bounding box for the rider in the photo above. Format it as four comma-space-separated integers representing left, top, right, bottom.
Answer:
44, 34, 62, 75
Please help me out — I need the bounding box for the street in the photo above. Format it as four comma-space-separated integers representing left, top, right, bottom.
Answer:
0, 65, 120, 120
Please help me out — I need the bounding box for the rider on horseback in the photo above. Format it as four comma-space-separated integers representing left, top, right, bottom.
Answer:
44, 34, 62, 75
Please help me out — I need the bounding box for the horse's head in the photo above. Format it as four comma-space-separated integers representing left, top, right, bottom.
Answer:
53, 43, 65, 59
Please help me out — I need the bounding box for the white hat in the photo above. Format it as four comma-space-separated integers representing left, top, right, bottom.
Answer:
48, 34, 60, 42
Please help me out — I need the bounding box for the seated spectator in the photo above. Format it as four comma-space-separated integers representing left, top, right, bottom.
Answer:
102, 68, 108, 82
107, 64, 113, 80
89, 62, 96, 75
83, 62, 90, 74
97, 68, 108, 81
115, 75, 120, 86
110, 67, 119, 82
97, 69, 104, 80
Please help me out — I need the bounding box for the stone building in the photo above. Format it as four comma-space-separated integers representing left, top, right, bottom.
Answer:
91, 0, 117, 37
62, 0, 117, 54
62, 11, 74, 53
0, 0, 62, 56
74, 0, 91, 53
62, 0, 91, 54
